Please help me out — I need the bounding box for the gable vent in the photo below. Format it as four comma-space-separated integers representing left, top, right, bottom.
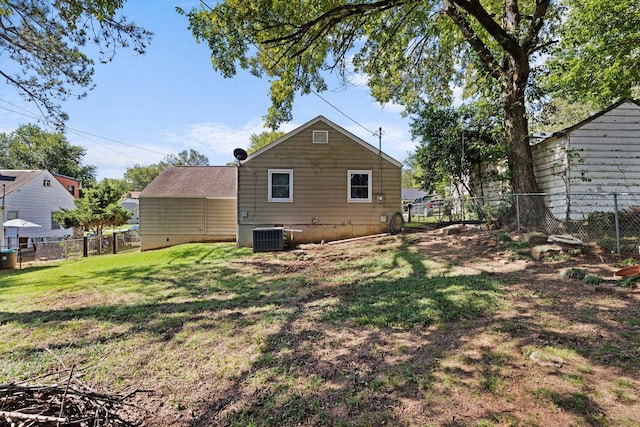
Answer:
313, 130, 328, 144
253, 227, 284, 252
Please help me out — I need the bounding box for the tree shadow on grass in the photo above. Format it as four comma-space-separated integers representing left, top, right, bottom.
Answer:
2, 236, 640, 425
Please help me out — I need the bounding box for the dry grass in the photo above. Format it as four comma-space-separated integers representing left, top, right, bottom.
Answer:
1, 228, 640, 426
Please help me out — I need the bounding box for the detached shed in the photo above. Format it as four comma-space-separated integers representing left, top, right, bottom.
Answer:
139, 166, 236, 250
532, 99, 640, 219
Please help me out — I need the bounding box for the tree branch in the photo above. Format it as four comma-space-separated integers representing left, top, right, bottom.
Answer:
442, 1, 505, 80
449, 0, 527, 64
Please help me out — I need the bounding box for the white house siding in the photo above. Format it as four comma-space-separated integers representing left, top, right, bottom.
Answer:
140, 197, 236, 251
3, 171, 75, 249
237, 118, 402, 247
532, 100, 640, 220
532, 137, 570, 219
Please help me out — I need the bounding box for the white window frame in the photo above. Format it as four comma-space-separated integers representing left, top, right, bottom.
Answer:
268, 169, 293, 202
51, 212, 61, 230
6, 210, 18, 220
313, 130, 328, 144
347, 170, 372, 203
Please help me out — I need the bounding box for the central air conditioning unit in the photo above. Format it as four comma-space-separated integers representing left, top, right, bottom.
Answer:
252, 227, 284, 252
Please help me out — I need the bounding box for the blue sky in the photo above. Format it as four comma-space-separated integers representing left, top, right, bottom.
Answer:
0, 1, 415, 180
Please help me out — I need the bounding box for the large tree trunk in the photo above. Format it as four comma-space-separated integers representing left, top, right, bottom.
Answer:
502, 58, 539, 195
501, 59, 542, 227
503, 91, 539, 195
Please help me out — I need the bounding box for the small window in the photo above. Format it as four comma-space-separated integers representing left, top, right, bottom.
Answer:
313, 130, 328, 144
348, 170, 372, 202
43, 178, 51, 187
6, 210, 18, 220
268, 169, 293, 202
51, 212, 61, 230
67, 185, 75, 195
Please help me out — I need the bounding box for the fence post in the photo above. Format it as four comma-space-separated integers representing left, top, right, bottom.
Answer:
113, 232, 117, 254
515, 194, 521, 233
613, 193, 621, 255
83, 236, 88, 257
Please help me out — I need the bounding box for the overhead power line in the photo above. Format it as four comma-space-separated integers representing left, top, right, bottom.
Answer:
0, 100, 169, 158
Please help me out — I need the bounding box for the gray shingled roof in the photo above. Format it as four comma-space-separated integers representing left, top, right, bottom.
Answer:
140, 166, 237, 198
0, 170, 45, 195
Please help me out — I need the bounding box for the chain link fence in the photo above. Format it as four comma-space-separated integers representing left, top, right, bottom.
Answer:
20, 230, 141, 262
407, 192, 640, 256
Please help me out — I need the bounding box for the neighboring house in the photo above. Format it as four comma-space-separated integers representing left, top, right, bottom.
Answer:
52, 173, 81, 198
139, 166, 237, 251
468, 159, 510, 199
120, 191, 140, 225
1, 169, 76, 250
532, 99, 640, 219
402, 188, 427, 205
237, 116, 402, 247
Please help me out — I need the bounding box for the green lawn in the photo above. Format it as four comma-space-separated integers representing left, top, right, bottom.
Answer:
1, 237, 639, 426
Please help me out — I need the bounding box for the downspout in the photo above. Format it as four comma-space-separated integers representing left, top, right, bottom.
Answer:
1, 184, 4, 250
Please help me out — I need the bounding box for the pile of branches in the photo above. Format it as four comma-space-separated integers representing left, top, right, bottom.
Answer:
1, 363, 146, 426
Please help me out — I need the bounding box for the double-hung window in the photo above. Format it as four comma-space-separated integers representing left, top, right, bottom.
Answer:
51, 212, 61, 230
347, 170, 372, 202
268, 169, 293, 202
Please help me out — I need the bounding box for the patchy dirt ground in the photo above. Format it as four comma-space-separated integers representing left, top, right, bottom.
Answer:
117, 225, 640, 427
40, 229, 624, 426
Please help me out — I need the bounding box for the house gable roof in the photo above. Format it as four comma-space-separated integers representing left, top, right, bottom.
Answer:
0, 169, 47, 195
243, 115, 403, 168
140, 166, 237, 198
538, 99, 640, 145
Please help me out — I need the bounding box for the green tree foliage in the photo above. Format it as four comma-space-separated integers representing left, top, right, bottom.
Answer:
124, 163, 165, 192
123, 149, 210, 191
0, 124, 97, 186
54, 179, 131, 251
410, 101, 506, 196
247, 130, 286, 154
531, 99, 600, 134
163, 149, 209, 166
0, 0, 152, 124
179, 1, 567, 195
401, 156, 422, 190
544, 0, 640, 107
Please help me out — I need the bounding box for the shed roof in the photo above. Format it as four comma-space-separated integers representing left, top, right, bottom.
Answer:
0, 170, 46, 195
140, 166, 237, 198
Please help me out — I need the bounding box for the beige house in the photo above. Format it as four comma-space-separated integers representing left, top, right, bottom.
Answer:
139, 166, 236, 250
237, 116, 402, 247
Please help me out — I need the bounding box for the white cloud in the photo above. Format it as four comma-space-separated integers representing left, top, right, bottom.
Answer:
176, 119, 266, 155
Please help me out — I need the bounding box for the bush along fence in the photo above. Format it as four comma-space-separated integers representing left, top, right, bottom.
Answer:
408, 192, 640, 256
27, 230, 141, 262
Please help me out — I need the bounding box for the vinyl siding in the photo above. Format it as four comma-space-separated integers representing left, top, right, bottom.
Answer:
3, 171, 76, 246
140, 197, 236, 250
238, 120, 402, 245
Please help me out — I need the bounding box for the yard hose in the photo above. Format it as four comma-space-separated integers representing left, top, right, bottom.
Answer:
389, 211, 405, 235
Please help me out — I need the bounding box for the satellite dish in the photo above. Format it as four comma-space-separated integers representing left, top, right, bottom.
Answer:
233, 148, 248, 161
